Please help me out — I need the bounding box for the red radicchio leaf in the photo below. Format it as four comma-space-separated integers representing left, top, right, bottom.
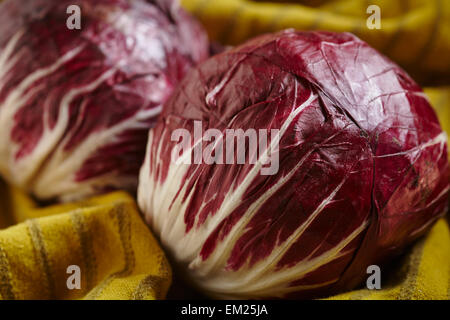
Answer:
138, 30, 449, 299
0, 0, 209, 201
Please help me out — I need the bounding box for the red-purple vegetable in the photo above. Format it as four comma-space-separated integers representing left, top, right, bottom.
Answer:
0, 0, 208, 201
138, 30, 449, 299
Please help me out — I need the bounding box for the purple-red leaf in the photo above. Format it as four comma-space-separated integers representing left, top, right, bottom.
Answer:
138, 30, 449, 299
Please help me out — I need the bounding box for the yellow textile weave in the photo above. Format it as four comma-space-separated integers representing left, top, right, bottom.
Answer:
0, 186, 171, 300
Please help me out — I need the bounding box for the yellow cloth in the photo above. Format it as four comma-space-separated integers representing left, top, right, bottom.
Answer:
425, 86, 450, 138
181, 0, 450, 84
179, 0, 450, 300
0, 185, 171, 300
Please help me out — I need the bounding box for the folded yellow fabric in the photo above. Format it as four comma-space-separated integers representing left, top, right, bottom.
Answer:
0, 186, 171, 300
425, 86, 450, 135
181, 0, 450, 84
